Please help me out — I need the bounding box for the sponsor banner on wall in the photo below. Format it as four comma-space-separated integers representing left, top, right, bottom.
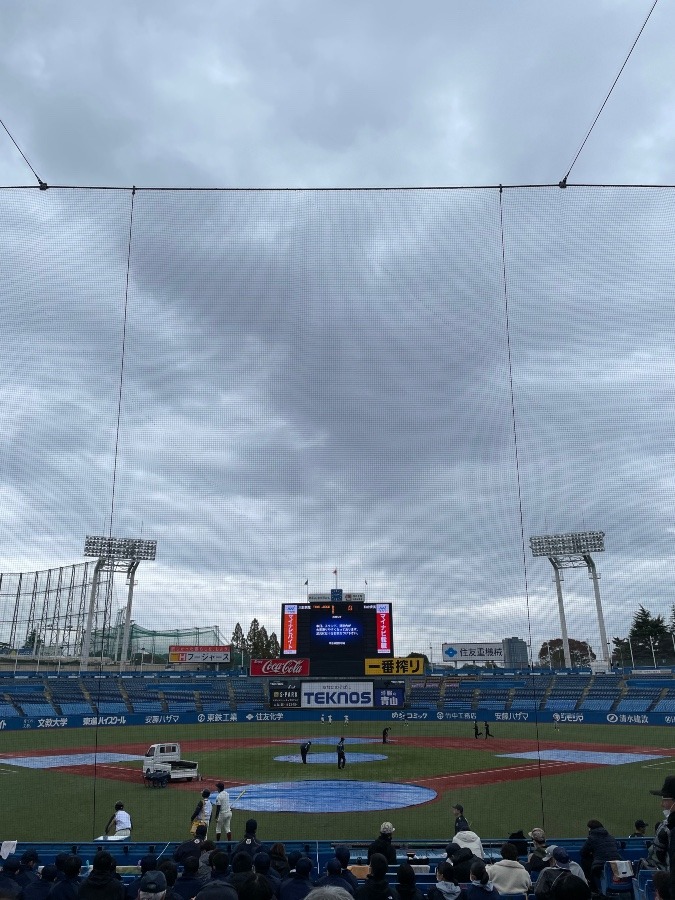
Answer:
250, 658, 311, 677
365, 656, 424, 675
168, 645, 231, 663
442, 642, 503, 663
374, 687, 405, 707
300, 681, 374, 708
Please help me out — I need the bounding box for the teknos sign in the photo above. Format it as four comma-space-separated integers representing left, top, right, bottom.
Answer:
301, 681, 374, 708
249, 658, 311, 677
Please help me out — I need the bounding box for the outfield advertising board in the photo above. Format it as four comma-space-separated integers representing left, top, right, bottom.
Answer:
300, 680, 374, 708
168, 645, 231, 663
442, 642, 503, 663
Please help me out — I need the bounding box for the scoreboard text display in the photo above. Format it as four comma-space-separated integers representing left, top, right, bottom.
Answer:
168, 645, 231, 664
281, 602, 393, 677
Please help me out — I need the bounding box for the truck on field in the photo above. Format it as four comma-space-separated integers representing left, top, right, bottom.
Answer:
143, 743, 200, 783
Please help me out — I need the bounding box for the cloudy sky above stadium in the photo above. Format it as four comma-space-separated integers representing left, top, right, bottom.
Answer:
1, 1, 675, 663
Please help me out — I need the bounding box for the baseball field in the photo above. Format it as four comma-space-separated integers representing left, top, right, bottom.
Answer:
0, 718, 672, 844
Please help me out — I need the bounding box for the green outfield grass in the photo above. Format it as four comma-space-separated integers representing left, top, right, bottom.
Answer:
0, 720, 673, 844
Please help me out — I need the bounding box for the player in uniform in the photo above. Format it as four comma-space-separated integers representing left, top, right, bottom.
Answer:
337, 737, 346, 769
214, 781, 232, 842
300, 740, 312, 763
104, 801, 132, 838
382, 726, 391, 744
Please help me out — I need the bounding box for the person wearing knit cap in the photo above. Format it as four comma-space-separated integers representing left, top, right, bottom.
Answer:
367, 823, 397, 865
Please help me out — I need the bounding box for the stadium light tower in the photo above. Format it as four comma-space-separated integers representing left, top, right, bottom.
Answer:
530, 531, 609, 669
82, 536, 157, 670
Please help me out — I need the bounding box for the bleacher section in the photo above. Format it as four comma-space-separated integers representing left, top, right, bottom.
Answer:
408, 678, 443, 710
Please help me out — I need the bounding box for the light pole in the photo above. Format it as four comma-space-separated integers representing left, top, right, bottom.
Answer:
530, 531, 608, 668
83, 536, 157, 670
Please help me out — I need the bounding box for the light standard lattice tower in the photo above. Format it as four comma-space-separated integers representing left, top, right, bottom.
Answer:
530, 531, 609, 668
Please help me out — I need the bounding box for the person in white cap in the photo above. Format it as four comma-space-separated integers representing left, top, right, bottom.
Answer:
367, 823, 397, 864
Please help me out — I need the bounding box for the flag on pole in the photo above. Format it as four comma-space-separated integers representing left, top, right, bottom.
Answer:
304, 580, 308, 586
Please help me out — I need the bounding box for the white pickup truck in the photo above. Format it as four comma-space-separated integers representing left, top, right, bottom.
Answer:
143, 743, 200, 782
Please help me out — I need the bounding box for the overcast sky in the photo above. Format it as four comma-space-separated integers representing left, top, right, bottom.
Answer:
1, 0, 675, 663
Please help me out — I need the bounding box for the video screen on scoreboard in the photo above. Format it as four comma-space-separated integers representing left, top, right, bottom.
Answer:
281, 602, 393, 665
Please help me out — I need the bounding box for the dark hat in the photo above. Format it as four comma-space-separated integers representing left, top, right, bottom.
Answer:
140, 855, 158, 872
550, 848, 571, 869
40, 865, 59, 883
635, 819, 648, 829
446, 843, 460, 857
21, 850, 40, 865
195, 824, 208, 838
245, 818, 258, 833
651, 776, 675, 798
253, 853, 271, 873
216, 782, 225, 791
326, 859, 342, 876
138, 871, 168, 894
335, 846, 350, 867
369, 854, 389, 879
452, 803, 464, 812
295, 858, 313, 877
3, 859, 20, 873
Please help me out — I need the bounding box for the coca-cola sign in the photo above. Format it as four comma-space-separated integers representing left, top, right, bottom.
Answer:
250, 658, 311, 677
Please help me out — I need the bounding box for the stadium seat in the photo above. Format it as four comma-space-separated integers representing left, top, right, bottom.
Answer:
599, 860, 634, 898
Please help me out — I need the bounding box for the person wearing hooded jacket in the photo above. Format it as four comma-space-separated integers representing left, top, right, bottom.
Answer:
445, 845, 482, 885
453, 832, 484, 861
579, 819, 621, 888
485, 844, 531, 895
78, 852, 125, 900
463, 861, 494, 900
426, 863, 464, 900
355, 854, 398, 900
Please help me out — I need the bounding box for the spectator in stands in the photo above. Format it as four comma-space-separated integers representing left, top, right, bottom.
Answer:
394, 864, 423, 900
453, 830, 484, 861
227, 853, 255, 895
17, 852, 40, 888
191, 790, 214, 836
172, 858, 202, 900
137, 871, 167, 900
269, 846, 291, 880
525, 829, 549, 875
534, 848, 587, 899
23, 866, 59, 900
55, 854, 71, 883
239, 875, 274, 900
426, 862, 462, 900
0, 859, 22, 900
486, 843, 531, 895
313, 860, 354, 897
355, 853, 398, 900
197, 843, 218, 888
126, 856, 158, 900
445, 844, 481, 884
49, 857, 83, 900
254, 853, 281, 896
233, 820, 263, 859
464, 860, 493, 900
193, 858, 237, 900
452, 805, 470, 835
630, 820, 648, 838
78, 851, 125, 900
306, 889, 353, 900
174, 824, 208, 864
279, 858, 315, 900
156, 861, 182, 900
215, 783, 232, 843
368, 823, 397, 864
648, 776, 675, 874
105, 802, 132, 839
286, 855, 303, 878
207, 853, 232, 884
332, 850, 358, 897
579, 820, 622, 890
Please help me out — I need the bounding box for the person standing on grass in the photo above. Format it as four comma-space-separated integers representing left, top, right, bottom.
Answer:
452, 804, 470, 834
300, 741, 312, 764
337, 737, 346, 770
382, 727, 391, 744
214, 782, 232, 843
473, 723, 481, 739
191, 790, 213, 836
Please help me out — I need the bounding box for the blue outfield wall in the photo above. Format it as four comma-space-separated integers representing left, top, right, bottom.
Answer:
0, 707, 672, 732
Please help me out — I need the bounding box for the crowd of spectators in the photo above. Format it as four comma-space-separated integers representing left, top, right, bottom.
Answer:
0, 811, 668, 900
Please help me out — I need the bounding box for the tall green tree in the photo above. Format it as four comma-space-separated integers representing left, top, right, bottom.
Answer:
612, 605, 671, 666
245, 618, 262, 658
537, 639, 596, 668
268, 632, 281, 658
